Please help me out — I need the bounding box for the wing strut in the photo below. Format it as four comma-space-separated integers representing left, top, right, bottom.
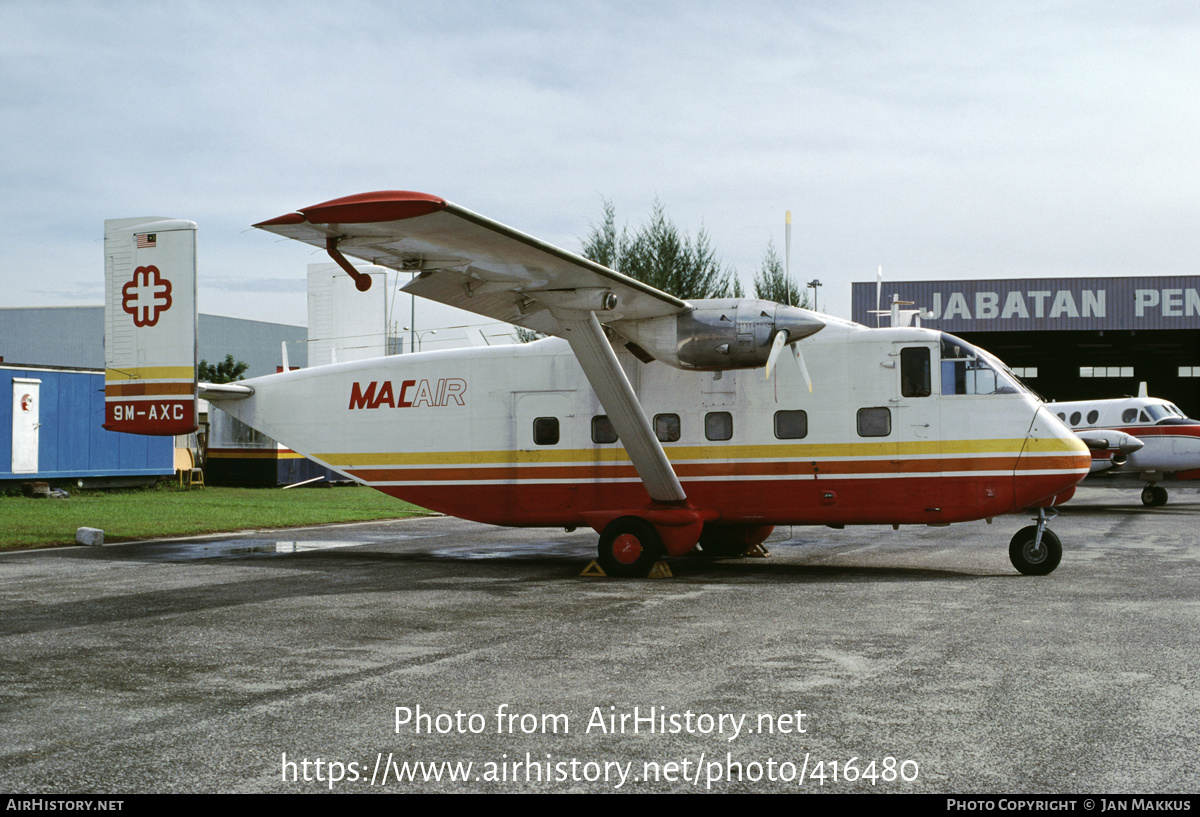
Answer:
547, 306, 686, 504
326, 237, 375, 292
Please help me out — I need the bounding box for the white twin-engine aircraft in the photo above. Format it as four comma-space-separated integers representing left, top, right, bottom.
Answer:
103, 191, 1090, 576
1049, 384, 1200, 507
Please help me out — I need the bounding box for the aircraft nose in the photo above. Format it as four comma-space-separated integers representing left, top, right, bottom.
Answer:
1013, 406, 1092, 509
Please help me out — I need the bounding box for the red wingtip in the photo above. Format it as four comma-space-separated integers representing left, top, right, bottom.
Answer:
253, 212, 307, 227
299, 190, 447, 225
253, 192, 448, 228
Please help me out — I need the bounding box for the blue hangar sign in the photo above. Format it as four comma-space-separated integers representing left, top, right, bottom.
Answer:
850, 276, 1200, 333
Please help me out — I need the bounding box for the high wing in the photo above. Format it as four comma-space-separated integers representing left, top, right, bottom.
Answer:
255, 190, 690, 505
254, 190, 690, 338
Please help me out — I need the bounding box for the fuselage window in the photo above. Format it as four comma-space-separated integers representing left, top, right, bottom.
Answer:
900, 347, 931, 397
654, 413, 681, 443
1122, 408, 1138, 423
591, 415, 618, 444
1057, 412, 1066, 421
705, 411, 733, 441
774, 410, 808, 439
533, 417, 560, 446
1069, 411, 1082, 426
1086, 410, 1099, 425
858, 407, 891, 437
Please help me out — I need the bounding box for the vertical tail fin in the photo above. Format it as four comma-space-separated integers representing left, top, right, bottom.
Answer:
103, 217, 198, 435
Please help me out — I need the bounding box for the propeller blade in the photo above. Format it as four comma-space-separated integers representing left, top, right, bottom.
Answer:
765, 329, 788, 380
875, 265, 883, 327
794, 344, 813, 394
785, 211, 792, 307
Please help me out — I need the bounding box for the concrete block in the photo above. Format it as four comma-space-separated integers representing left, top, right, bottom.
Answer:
76, 527, 104, 546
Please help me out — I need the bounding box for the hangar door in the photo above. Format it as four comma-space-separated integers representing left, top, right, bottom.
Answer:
11, 377, 41, 474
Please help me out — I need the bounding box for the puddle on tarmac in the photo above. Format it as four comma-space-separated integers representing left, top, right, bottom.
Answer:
430, 540, 591, 560
144, 536, 427, 561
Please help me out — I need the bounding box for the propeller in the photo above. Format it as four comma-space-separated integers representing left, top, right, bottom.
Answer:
764, 329, 813, 393
765, 329, 787, 379
875, 265, 882, 327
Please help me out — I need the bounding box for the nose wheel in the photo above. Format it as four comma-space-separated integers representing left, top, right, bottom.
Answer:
1008, 508, 1062, 575
1141, 485, 1168, 507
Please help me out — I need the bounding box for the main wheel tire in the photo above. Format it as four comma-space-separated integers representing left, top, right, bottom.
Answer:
1152, 486, 1168, 506
597, 517, 664, 577
1142, 486, 1156, 506
1008, 526, 1062, 576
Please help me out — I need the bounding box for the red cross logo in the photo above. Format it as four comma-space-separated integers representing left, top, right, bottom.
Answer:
122, 265, 173, 327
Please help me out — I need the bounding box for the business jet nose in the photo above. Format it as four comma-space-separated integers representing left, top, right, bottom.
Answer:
1013, 406, 1092, 509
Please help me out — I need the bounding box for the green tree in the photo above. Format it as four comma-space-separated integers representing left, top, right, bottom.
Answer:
581, 198, 742, 300
752, 239, 810, 308
514, 327, 545, 343
198, 354, 249, 383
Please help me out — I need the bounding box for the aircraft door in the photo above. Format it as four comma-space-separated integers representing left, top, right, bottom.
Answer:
891, 343, 942, 512
513, 391, 579, 513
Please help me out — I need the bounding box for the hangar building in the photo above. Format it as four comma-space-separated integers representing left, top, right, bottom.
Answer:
851, 275, 1200, 418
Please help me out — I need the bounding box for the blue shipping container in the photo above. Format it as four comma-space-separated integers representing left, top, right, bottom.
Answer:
3, 364, 173, 484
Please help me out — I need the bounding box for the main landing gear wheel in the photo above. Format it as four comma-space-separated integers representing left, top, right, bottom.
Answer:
1141, 486, 1168, 507
597, 517, 665, 578
1008, 526, 1062, 576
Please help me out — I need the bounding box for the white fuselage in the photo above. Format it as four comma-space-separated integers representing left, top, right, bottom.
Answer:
209, 321, 1090, 532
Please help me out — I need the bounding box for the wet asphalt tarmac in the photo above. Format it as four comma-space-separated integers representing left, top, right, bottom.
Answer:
1, 486, 1197, 794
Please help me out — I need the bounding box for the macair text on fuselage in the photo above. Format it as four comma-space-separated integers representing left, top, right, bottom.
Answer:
348, 378, 467, 410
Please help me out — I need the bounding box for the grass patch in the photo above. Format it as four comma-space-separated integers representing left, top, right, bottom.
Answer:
0, 483, 429, 550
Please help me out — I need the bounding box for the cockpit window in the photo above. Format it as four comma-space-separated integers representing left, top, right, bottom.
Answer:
1122, 408, 1138, 423
939, 334, 1024, 396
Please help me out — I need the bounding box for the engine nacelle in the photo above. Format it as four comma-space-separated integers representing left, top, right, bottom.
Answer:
610, 299, 824, 371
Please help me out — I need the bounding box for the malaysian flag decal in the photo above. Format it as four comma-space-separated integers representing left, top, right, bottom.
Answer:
136, 233, 157, 249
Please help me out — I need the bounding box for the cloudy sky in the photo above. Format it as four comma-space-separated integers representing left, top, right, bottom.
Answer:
2, 0, 1196, 335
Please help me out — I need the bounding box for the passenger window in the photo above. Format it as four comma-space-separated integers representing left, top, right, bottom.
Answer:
1086, 410, 1099, 425
774, 410, 808, 439
591, 415, 617, 444
900, 347, 931, 397
857, 407, 891, 437
1069, 412, 1081, 426
1122, 408, 1137, 423
533, 417, 559, 446
654, 413, 680, 443
705, 412, 733, 441
1056, 412, 1066, 421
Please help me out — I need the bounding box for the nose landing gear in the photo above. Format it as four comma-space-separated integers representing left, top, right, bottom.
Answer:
1009, 507, 1063, 575
1141, 485, 1168, 507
